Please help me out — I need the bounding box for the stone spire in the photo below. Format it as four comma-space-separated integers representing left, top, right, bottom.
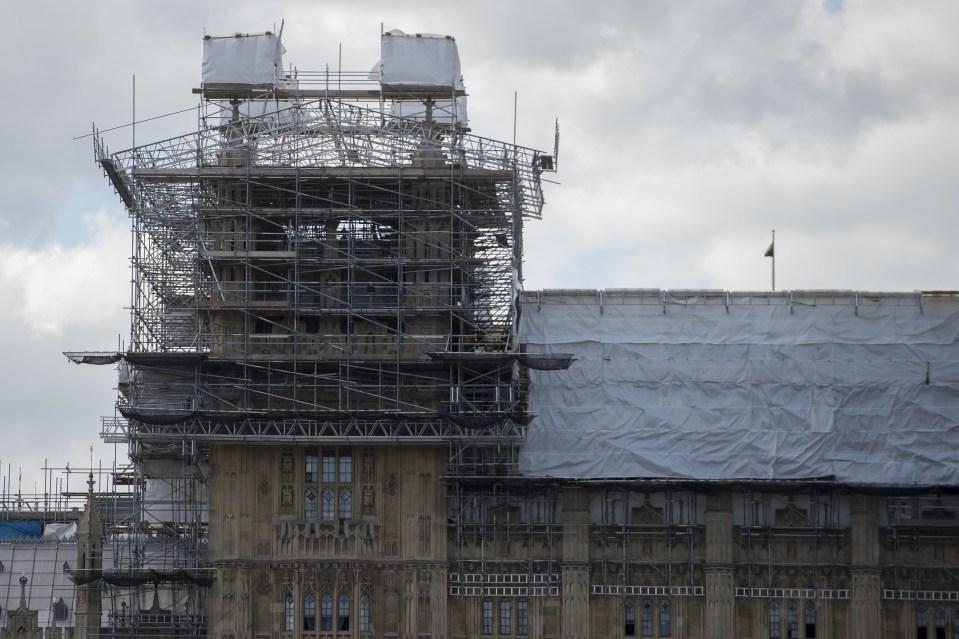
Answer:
18, 572, 28, 610
6, 573, 42, 639
74, 463, 103, 639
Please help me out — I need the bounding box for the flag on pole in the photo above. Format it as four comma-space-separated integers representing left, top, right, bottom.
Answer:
764, 241, 774, 258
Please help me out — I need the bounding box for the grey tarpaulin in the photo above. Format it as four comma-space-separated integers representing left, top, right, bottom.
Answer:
517, 289, 959, 485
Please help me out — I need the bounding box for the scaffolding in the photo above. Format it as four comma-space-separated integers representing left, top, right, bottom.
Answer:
97, 89, 551, 444
78, 26, 559, 638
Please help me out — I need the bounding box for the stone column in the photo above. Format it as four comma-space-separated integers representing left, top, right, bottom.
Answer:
431, 566, 448, 639
704, 493, 734, 639
849, 494, 881, 639
561, 487, 590, 639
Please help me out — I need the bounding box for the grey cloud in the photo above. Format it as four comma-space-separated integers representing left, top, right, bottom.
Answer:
1, 0, 958, 486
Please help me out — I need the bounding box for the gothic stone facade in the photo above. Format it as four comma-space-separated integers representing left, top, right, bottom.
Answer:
203, 445, 959, 639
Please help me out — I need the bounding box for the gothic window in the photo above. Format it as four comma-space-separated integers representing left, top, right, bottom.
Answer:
517, 599, 528, 636
53, 598, 69, 622
805, 602, 817, 639
787, 601, 798, 639
935, 607, 946, 639
303, 593, 316, 632
624, 598, 636, 637
306, 447, 352, 521
323, 450, 336, 482
500, 598, 511, 635
359, 594, 371, 633
322, 488, 335, 520
482, 598, 493, 635
641, 599, 653, 637
338, 594, 351, 632
917, 604, 928, 639
953, 608, 959, 639
284, 594, 294, 631
769, 601, 781, 639
659, 600, 671, 638
339, 487, 353, 520
320, 593, 333, 632
305, 487, 318, 521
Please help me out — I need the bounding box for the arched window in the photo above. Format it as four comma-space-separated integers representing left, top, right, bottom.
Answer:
641, 599, 653, 637
359, 594, 371, 633
769, 601, 781, 639
338, 594, 351, 631
659, 600, 671, 638
320, 593, 333, 632
804, 602, 816, 639
786, 601, 798, 639
284, 594, 294, 631
303, 593, 316, 632
624, 598, 636, 638
517, 599, 528, 636
935, 606, 946, 639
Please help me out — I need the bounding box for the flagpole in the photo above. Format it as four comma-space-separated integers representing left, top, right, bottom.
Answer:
764, 230, 776, 291
770, 230, 775, 291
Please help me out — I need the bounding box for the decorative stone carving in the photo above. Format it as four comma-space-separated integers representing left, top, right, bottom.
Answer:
256, 572, 272, 597
384, 535, 399, 557
363, 451, 375, 477
281, 451, 294, 474
280, 566, 295, 592
362, 483, 375, 513
775, 503, 810, 527
631, 497, 664, 526
385, 568, 398, 594
385, 472, 397, 496
281, 484, 293, 508
419, 514, 432, 553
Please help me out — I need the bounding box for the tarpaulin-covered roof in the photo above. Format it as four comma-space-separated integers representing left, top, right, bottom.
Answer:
518, 289, 959, 486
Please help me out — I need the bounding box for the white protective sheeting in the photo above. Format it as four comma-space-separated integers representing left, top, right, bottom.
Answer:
377, 30, 463, 87
211, 98, 300, 127
42, 522, 77, 539
211, 79, 300, 128
202, 33, 285, 86
390, 97, 468, 126
517, 290, 959, 485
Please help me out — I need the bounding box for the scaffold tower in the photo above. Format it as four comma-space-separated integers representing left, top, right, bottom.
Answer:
79, 28, 558, 639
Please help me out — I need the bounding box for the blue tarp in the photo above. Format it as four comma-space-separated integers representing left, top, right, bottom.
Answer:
0, 520, 43, 538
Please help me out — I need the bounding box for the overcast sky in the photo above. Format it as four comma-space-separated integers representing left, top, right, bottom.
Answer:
0, 0, 956, 496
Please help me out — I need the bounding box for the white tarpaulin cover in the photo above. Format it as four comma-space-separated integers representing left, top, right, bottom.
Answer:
517, 289, 959, 485
202, 33, 285, 86
390, 97, 468, 126
377, 30, 463, 87
212, 98, 300, 127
